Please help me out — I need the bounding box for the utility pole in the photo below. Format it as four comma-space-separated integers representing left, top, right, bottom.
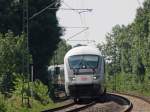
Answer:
22, 0, 30, 107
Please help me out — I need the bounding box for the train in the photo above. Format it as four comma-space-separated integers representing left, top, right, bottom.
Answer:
64, 45, 106, 102
48, 64, 65, 91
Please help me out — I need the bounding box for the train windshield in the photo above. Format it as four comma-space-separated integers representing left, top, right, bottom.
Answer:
68, 55, 99, 69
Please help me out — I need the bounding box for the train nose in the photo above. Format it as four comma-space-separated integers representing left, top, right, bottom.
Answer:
68, 84, 101, 98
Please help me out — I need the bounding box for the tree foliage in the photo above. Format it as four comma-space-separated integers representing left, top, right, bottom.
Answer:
29, 0, 63, 85
0, 0, 63, 85
0, 32, 27, 95
98, 0, 150, 82
0, 0, 22, 35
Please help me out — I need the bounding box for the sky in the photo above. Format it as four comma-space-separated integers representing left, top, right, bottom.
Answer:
57, 0, 145, 46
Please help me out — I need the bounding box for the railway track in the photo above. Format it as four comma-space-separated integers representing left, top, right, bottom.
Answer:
115, 92, 150, 112
42, 93, 132, 112
42, 101, 96, 112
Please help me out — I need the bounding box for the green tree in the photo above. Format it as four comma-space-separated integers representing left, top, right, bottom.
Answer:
0, 0, 63, 85
99, 0, 150, 81
0, 32, 27, 95
0, 0, 22, 35
28, 0, 63, 85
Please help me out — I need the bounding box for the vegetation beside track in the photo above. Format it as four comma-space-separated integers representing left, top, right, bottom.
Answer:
99, 0, 150, 98
106, 73, 150, 97
0, 32, 70, 111
0, 79, 63, 112
0, 31, 72, 111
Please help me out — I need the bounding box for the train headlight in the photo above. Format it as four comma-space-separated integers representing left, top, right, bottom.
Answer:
69, 77, 76, 81
93, 76, 97, 80
72, 77, 76, 80
93, 76, 100, 80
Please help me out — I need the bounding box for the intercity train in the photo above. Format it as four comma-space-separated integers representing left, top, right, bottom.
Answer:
64, 45, 106, 101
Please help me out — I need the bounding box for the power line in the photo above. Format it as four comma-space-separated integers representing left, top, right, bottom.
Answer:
67, 40, 95, 42
29, 0, 92, 20
29, 0, 92, 45
78, 0, 90, 44
61, 1, 80, 13
61, 1, 91, 44
31, 0, 92, 44
62, 26, 88, 28
67, 39, 97, 46
66, 27, 89, 41
48, 7, 92, 11
61, 1, 92, 14
136, 0, 142, 7
29, 0, 60, 20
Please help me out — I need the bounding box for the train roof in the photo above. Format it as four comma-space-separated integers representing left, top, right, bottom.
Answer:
48, 64, 64, 71
64, 46, 101, 59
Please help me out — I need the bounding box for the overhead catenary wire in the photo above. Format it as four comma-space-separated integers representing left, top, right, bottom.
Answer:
46, 0, 92, 45
61, 0, 80, 14
60, 0, 92, 45
29, 0, 92, 20
67, 39, 95, 42
29, 0, 60, 20
61, 1, 92, 14
48, 7, 92, 11
66, 27, 89, 41
29, 0, 92, 45
79, 0, 90, 44
62, 26, 89, 28
136, 0, 142, 7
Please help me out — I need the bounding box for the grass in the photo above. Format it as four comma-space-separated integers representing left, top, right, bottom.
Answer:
0, 94, 63, 112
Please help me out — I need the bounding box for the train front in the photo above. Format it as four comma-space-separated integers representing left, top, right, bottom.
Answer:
64, 46, 105, 99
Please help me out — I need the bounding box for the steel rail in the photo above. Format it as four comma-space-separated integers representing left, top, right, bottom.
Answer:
41, 102, 75, 112
109, 93, 133, 112
112, 92, 150, 111
115, 92, 150, 105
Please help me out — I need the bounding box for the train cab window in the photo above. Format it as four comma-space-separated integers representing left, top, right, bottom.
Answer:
68, 55, 99, 69
55, 67, 60, 75
84, 55, 99, 69
69, 55, 82, 69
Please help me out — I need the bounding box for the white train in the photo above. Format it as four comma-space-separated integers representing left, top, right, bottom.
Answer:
64, 45, 106, 101
48, 64, 65, 91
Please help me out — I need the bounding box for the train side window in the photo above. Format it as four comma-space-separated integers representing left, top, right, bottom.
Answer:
55, 67, 60, 75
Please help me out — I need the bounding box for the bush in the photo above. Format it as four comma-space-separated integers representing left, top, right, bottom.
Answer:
0, 94, 7, 112
33, 80, 50, 105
